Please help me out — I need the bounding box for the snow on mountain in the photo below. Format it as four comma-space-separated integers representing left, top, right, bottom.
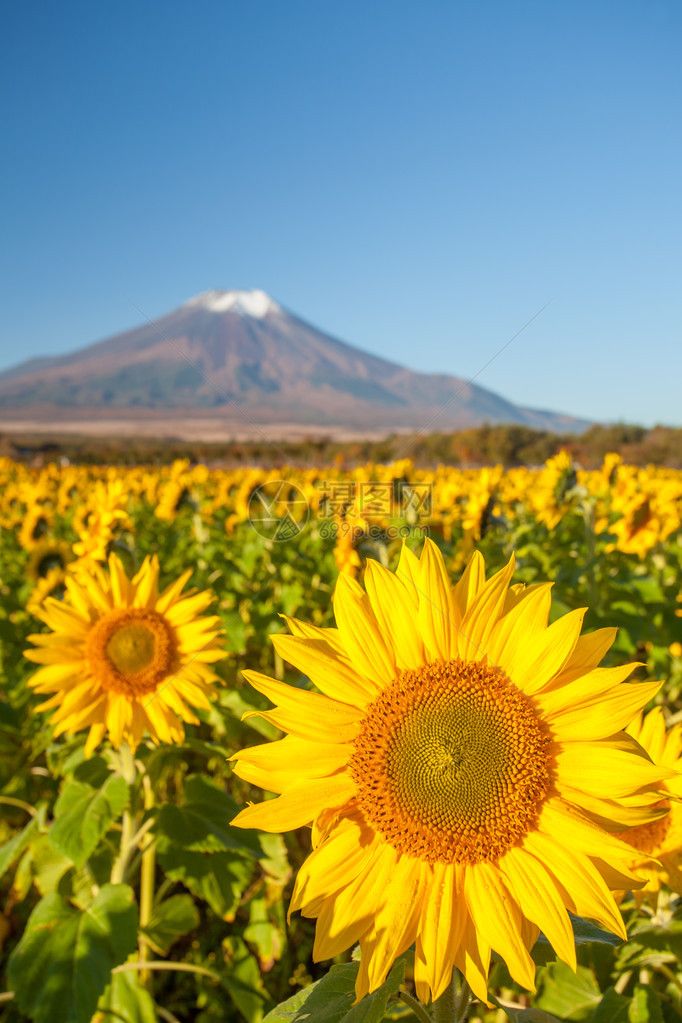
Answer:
183, 289, 280, 318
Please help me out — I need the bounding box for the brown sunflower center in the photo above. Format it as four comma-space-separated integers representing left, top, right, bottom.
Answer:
349, 658, 553, 865
86, 608, 176, 696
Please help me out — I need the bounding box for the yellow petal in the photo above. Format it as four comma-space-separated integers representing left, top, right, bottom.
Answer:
291, 818, 377, 916
333, 574, 397, 684
419, 861, 466, 1000
363, 559, 425, 670
464, 861, 536, 992
417, 539, 459, 661
542, 678, 662, 741
231, 774, 356, 832
457, 557, 516, 662
522, 829, 627, 939
553, 627, 618, 685
485, 583, 552, 670
232, 736, 352, 792
555, 744, 673, 798
452, 550, 486, 619
241, 670, 364, 742
270, 634, 377, 706
500, 846, 576, 971
505, 608, 586, 695
356, 856, 425, 997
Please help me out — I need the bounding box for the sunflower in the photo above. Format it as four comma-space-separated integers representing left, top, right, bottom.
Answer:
231, 540, 669, 1004
614, 708, 682, 906
18, 506, 53, 551
26, 538, 74, 582
25, 553, 225, 755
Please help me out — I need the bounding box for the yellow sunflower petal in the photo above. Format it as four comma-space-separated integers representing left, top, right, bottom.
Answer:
241, 669, 364, 742
500, 847, 576, 971
465, 862, 536, 992
363, 559, 425, 670
231, 774, 356, 832
271, 634, 378, 705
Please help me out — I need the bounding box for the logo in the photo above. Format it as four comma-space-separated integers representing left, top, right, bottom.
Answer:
247, 480, 310, 541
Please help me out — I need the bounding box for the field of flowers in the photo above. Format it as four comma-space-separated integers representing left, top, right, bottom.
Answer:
1, 451, 682, 1023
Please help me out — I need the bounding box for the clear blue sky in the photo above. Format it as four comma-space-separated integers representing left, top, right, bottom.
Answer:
2, 0, 681, 426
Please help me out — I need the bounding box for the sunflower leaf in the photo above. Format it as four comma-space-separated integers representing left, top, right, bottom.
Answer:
96, 968, 157, 1023
155, 843, 254, 920
49, 774, 129, 868
154, 773, 262, 857
261, 955, 407, 1023
7, 883, 138, 1023
589, 988, 631, 1023
615, 920, 682, 968
491, 996, 562, 1023
0, 804, 46, 879
531, 915, 622, 965
140, 892, 199, 955
627, 985, 663, 1023
534, 963, 602, 1021
221, 935, 273, 1023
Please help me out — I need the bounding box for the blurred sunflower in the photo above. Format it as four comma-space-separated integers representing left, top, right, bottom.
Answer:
25, 553, 225, 755
26, 538, 74, 582
25, 530, 75, 617
18, 506, 53, 551
614, 708, 682, 906
232, 540, 668, 1004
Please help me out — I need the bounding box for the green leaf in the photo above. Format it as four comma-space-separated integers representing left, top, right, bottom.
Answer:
154, 773, 262, 857
628, 986, 663, 1023
244, 894, 284, 970
156, 844, 254, 920
531, 915, 622, 965
535, 963, 602, 1021
616, 920, 682, 968
0, 804, 45, 879
261, 955, 407, 1023
223, 935, 272, 1023
491, 996, 562, 1023
7, 883, 138, 1023
590, 988, 631, 1023
49, 774, 129, 868
141, 893, 199, 955
97, 968, 157, 1023
570, 917, 622, 948
28, 832, 73, 895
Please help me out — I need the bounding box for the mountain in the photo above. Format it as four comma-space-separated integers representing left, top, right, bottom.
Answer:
0, 290, 589, 434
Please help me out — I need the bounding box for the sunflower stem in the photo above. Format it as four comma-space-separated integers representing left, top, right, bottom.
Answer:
398, 989, 435, 1023
432, 969, 470, 1023
138, 773, 156, 992
110, 744, 137, 885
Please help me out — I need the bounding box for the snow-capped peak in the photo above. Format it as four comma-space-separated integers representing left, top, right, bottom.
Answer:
184, 289, 280, 318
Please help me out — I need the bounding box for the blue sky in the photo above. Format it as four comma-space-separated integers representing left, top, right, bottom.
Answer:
2, 0, 681, 426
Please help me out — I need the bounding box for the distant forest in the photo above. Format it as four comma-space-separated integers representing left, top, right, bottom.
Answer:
2, 422, 682, 469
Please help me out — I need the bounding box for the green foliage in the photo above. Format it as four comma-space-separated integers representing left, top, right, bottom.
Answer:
7, 884, 137, 1023
49, 773, 128, 867
141, 893, 199, 955
262, 956, 407, 1023
534, 963, 602, 1021
1, 451, 682, 1023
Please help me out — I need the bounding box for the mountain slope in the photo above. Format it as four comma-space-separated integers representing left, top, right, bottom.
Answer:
0, 290, 588, 432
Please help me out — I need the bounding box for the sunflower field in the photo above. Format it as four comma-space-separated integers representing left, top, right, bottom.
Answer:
1, 451, 682, 1023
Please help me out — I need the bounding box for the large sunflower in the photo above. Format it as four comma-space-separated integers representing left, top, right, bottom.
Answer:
25, 553, 225, 755
614, 707, 682, 905
231, 540, 669, 1003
